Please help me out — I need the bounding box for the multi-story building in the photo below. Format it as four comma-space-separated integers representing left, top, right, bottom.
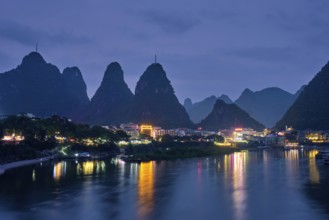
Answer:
305, 131, 329, 143
120, 123, 140, 139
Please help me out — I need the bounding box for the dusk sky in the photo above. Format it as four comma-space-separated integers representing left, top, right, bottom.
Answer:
0, 0, 329, 103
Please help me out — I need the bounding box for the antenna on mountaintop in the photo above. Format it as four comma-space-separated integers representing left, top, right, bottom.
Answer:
36, 43, 38, 52
154, 54, 157, 64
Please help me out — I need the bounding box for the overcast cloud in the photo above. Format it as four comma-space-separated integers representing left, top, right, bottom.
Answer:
0, 0, 329, 102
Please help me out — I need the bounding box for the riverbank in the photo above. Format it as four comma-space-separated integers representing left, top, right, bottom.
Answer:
122, 146, 239, 162
0, 157, 51, 175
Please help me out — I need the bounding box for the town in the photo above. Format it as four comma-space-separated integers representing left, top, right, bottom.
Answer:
1, 114, 328, 152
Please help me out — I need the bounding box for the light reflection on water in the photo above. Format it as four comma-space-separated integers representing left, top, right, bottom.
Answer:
76, 161, 106, 176
53, 161, 66, 181
308, 150, 320, 184
232, 152, 247, 220
138, 162, 155, 219
0, 149, 329, 220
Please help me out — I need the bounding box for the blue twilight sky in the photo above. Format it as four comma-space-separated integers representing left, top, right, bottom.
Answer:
0, 0, 329, 103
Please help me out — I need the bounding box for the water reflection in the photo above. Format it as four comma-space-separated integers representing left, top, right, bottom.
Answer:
1, 150, 329, 220
284, 149, 299, 160
308, 150, 320, 184
232, 152, 247, 220
77, 161, 106, 176
223, 152, 248, 220
138, 162, 155, 219
197, 161, 202, 187
284, 149, 300, 187
53, 161, 67, 181
32, 169, 36, 182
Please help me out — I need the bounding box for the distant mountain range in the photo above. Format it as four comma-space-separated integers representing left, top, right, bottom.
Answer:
235, 87, 304, 128
275, 61, 329, 130
1, 51, 323, 131
183, 95, 232, 123
0, 52, 192, 128
199, 100, 265, 131
183, 86, 304, 128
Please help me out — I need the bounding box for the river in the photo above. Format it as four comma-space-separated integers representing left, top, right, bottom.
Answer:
0, 149, 329, 220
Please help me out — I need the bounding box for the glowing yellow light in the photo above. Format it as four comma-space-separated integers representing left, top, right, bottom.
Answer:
140, 125, 153, 136
81, 161, 94, 175
214, 141, 232, 147
308, 150, 320, 184
232, 152, 247, 220
2, 133, 24, 142
138, 162, 155, 218
53, 162, 67, 181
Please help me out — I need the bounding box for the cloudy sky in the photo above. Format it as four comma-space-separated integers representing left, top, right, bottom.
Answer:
0, 0, 329, 103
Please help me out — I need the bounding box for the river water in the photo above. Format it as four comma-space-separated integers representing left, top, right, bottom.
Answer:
0, 149, 329, 220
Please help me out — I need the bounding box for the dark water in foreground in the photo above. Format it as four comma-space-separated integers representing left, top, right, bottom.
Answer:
0, 150, 329, 220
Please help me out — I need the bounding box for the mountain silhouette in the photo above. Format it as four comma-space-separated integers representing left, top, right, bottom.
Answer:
199, 100, 265, 131
235, 87, 302, 128
275, 61, 329, 130
183, 94, 233, 123
0, 52, 88, 117
83, 62, 134, 125
131, 63, 192, 128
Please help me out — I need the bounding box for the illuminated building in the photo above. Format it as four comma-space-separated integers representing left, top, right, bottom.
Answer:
152, 128, 165, 139
120, 123, 139, 130
285, 126, 294, 131
55, 135, 66, 143
2, 133, 24, 142
306, 132, 329, 143
263, 128, 271, 136
120, 123, 140, 139
140, 125, 153, 136
232, 128, 255, 143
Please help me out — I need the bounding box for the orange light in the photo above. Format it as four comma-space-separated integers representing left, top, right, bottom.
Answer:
140, 125, 153, 136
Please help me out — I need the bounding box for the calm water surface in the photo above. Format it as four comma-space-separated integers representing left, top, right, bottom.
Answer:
0, 149, 329, 220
